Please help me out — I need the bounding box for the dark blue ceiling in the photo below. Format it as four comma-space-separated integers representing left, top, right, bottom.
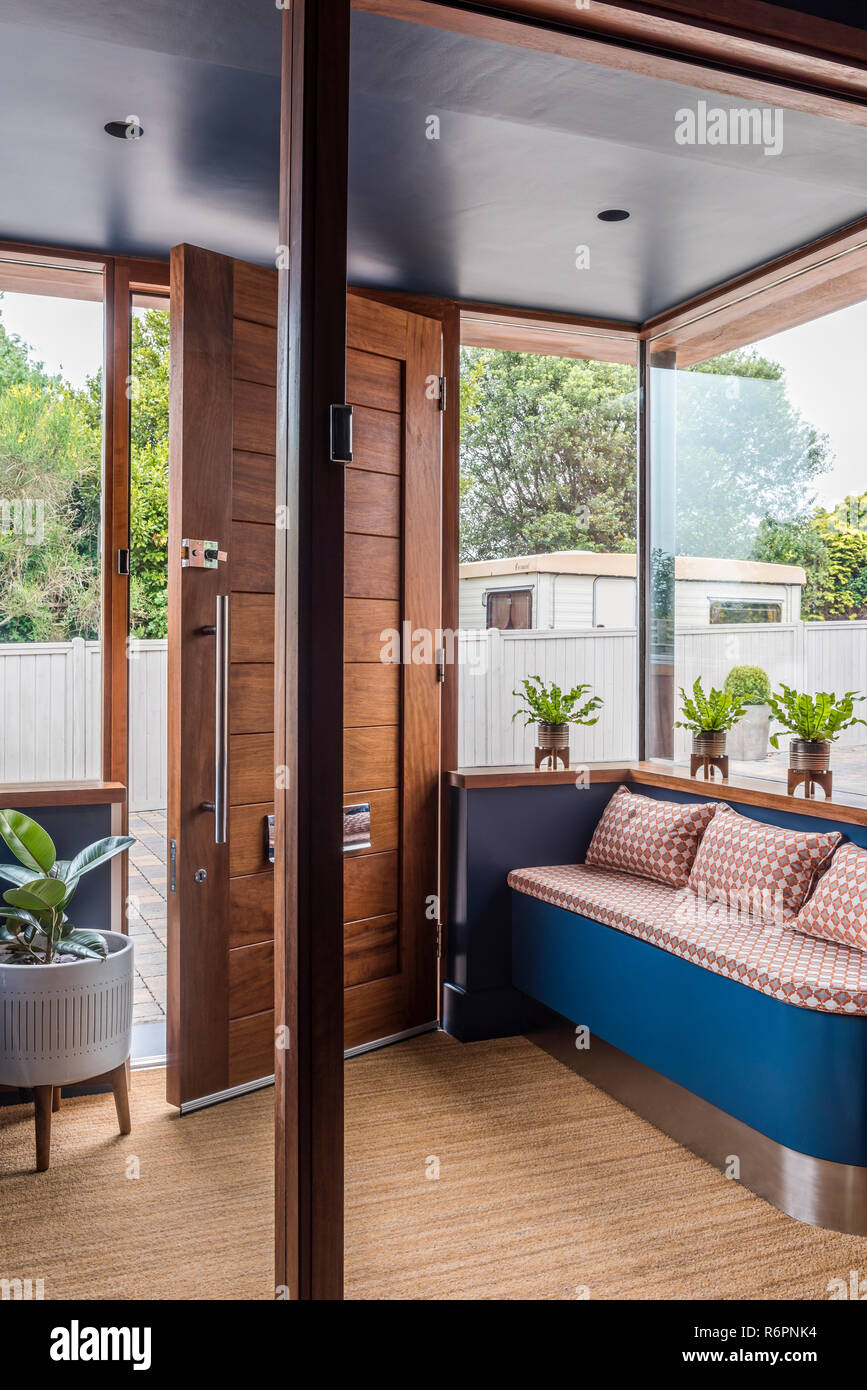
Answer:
0, 2, 866, 322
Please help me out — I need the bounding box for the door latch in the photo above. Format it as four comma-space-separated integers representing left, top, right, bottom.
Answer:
435, 647, 446, 683
329, 403, 353, 463
265, 814, 275, 865
181, 539, 227, 569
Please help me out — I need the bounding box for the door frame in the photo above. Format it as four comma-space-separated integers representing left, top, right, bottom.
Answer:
278, 0, 867, 1300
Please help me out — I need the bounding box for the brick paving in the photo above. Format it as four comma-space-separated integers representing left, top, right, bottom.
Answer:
128, 810, 167, 1028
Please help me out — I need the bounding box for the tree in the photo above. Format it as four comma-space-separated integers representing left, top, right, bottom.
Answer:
128, 309, 170, 638
0, 309, 101, 642
458, 345, 831, 568
459, 348, 637, 563
756, 494, 867, 621
677, 350, 832, 557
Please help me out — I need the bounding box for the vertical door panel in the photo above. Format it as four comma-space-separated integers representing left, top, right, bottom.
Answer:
343, 296, 441, 1049
167, 245, 277, 1109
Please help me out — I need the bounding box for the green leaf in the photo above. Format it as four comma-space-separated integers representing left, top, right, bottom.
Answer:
56, 929, 107, 961
0, 810, 56, 875
66, 836, 135, 882
0, 862, 41, 888
8, 877, 67, 909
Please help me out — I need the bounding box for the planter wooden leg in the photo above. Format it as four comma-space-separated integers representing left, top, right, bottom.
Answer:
110, 1062, 131, 1136
34, 1086, 53, 1171
52, 1086, 61, 1112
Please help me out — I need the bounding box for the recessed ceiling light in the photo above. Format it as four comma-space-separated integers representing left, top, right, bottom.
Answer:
104, 119, 144, 141
597, 209, 630, 222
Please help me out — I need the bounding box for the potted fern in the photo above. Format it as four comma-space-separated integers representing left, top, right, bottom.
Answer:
767, 685, 867, 775
724, 665, 772, 761
512, 676, 603, 768
0, 809, 135, 1089
675, 677, 749, 760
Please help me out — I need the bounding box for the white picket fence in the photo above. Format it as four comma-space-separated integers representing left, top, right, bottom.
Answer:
0, 638, 166, 810
2, 623, 865, 800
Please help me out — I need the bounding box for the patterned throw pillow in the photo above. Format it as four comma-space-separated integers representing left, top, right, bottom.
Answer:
688, 803, 842, 922
585, 786, 717, 888
792, 842, 867, 952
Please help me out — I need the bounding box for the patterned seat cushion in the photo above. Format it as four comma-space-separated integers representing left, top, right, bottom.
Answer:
507, 862, 867, 1015
585, 785, 717, 888
792, 842, 867, 953
687, 803, 841, 922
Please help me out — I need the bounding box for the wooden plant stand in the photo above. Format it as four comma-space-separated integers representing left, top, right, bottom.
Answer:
32, 1061, 131, 1172
690, 753, 729, 782
535, 745, 569, 771
788, 768, 833, 800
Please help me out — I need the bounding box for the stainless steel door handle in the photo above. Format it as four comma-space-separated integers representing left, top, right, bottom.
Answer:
214, 594, 229, 845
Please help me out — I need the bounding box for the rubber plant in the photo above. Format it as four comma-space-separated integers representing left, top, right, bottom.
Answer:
0, 809, 133, 965
512, 676, 603, 728
767, 686, 867, 748
675, 677, 748, 736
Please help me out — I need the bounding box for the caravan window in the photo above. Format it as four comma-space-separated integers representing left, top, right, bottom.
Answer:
709, 600, 782, 624
486, 588, 532, 630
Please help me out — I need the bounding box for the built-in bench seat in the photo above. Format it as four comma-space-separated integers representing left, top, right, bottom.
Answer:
508, 863, 867, 1016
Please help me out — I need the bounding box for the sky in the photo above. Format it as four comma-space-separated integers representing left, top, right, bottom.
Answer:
1, 286, 864, 510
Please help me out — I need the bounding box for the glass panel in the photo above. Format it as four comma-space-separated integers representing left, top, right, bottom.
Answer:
649, 298, 867, 793
127, 297, 170, 1033
0, 261, 105, 783
458, 343, 639, 767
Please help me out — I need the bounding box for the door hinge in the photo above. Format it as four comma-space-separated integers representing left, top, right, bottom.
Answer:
437, 376, 447, 412
434, 647, 446, 683
436, 922, 444, 958
116, 548, 130, 576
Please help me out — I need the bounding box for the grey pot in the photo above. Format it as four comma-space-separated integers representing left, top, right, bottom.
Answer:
727, 703, 771, 762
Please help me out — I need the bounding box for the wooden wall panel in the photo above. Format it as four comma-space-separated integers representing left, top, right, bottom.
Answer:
351, 406, 401, 474
346, 348, 401, 411
229, 940, 275, 1019
344, 915, 399, 988
344, 851, 399, 922
344, 727, 399, 792
344, 533, 400, 600
344, 663, 399, 727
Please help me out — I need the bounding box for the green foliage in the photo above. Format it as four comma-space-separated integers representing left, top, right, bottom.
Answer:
511, 675, 603, 728
753, 493, 867, 621
0, 810, 133, 965
129, 309, 169, 638
766, 685, 867, 748
0, 300, 169, 642
724, 665, 771, 706
677, 351, 832, 558
675, 678, 748, 736
460, 348, 637, 562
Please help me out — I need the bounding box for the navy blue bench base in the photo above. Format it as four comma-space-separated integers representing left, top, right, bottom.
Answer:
512, 890, 867, 1234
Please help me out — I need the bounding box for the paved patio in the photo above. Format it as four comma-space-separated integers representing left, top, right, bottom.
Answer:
129, 809, 167, 1027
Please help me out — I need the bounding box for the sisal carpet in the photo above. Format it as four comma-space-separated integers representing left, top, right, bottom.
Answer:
344, 1031, 867, 1300
4, 1032, 867, 1299
0, 1070, 273, 1300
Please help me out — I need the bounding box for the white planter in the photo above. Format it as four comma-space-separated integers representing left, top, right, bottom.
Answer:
728, 703, 771, 762
0, 930, 133, 1088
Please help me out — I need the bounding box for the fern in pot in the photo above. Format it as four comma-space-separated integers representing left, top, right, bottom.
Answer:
512, 676, 603, 769
675, 677, 749, 759
767, 685, 867, 774
0, 810, 135, 1089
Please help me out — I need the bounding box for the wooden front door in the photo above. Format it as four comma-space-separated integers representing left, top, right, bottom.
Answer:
166, 244, 277, 1110
343, 295, 441, 1051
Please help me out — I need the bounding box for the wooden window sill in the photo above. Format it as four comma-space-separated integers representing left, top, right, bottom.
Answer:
0, 782, 127, 808
449, 760, 867, 829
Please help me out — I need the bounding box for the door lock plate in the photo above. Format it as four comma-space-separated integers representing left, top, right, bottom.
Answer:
181, 538, 227, 569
